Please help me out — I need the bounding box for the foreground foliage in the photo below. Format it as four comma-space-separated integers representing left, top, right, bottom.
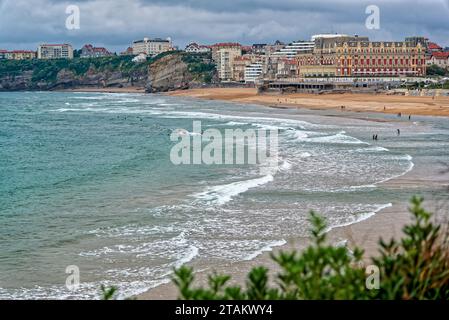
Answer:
173, 197, 449, 300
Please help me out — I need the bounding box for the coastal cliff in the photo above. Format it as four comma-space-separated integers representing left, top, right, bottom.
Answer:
0, 52, 215, 92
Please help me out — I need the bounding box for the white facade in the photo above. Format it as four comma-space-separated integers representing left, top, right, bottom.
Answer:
272, 40, 315, 58
185, 43, 211, 53
132, 37, 173, 56
427, 54, 449, 69
132, 53, 148, 63
244, 63, 263, 83
37, 44, 73, 59
217, 48, 242, 81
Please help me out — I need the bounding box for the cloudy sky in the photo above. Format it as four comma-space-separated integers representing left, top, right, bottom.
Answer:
1, 0, 449, 52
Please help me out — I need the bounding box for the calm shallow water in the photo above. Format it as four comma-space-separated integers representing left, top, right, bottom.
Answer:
0, 91, 448, 299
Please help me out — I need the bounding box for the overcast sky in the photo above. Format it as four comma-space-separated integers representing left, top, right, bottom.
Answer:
1, 0, 449, 52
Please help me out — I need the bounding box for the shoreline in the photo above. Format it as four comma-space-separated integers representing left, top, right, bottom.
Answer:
136, 90, 448, 300
56, 87, 147, 94
168, 87, 449, 118
20, 86, 449, 117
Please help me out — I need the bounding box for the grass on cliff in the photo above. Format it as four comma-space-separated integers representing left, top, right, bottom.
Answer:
171, 196, 449, 300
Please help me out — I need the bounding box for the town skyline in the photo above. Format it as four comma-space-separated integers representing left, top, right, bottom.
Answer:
1, 0, 449, 52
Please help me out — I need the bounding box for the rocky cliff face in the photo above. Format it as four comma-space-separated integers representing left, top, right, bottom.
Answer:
0, 69, 147, 91
146, 53, 194, 93
0, 52, 215, 92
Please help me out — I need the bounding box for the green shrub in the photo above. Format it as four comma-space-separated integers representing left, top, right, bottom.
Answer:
173, 197, 449, 300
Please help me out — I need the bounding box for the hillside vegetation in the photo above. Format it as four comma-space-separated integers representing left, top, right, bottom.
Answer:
0, 51, 216, 91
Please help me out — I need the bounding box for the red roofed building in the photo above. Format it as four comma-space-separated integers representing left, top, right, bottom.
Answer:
81, 44, 112, 58
0, 50, 9, 60
0, 50, 36, 60
428, 42, 443, 53
428, 51, 449, 69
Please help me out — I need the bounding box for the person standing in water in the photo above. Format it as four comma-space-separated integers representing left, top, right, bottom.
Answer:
397, 129, 401, 136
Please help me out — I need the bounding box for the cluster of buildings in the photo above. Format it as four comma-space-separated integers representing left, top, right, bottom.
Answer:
0, 36, 176, 62
1, 34, 448, 85
198, 34, 446, 84
427, 42, 449, 69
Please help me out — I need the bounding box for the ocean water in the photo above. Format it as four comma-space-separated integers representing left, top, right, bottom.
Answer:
0, 91, 448, 299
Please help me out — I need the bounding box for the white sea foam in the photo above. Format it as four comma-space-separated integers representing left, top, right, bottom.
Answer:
193, 174, 274, 205
354, 146, 390, 153
324, 203, 393, 233
243, 240, 287, 261
305, 132, 369, 145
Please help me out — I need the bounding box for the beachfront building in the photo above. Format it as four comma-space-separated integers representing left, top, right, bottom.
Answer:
185, 43, 211, 53
296, 35, 427, 78
0, 50, 36, 60
232, 56, 252, 82
272, 40, 315, 58
244, 63, 263, 83
428, 52, 449, 69
276, 58, 297, 78
37, 44, 73, 59
211, 43, 242, 82
132, 37, 173, 57
80, 44, 112, 58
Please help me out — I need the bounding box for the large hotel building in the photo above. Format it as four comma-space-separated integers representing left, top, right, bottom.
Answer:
296, 36, 427, 78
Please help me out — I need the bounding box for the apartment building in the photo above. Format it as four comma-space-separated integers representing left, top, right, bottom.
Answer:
211, 43, 242, 81
232, 56, 252, 82
38, 44, 73, 59
272, 40, 315, 58
244, 63, 263, 83
276, 58, 297, 78
297, 36, 427, 78
132, 37, 173, 57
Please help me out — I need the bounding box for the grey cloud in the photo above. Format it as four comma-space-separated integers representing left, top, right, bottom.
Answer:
0, 0, 448, 52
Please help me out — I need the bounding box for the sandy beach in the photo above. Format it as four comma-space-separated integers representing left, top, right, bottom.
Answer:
168, 88, 449, 117
136, 88, 449, 300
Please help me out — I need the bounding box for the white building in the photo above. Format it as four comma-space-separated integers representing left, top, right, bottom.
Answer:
132, 37, 173, 57
427, 52, 449, 69
132, 53, 148, 63
244, 63, 263, 83
37, 44, 73, 59
185, 43, 211, 53
272, 40, 315, 58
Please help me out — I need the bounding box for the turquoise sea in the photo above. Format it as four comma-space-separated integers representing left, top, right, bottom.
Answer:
0, 91, 448, 299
